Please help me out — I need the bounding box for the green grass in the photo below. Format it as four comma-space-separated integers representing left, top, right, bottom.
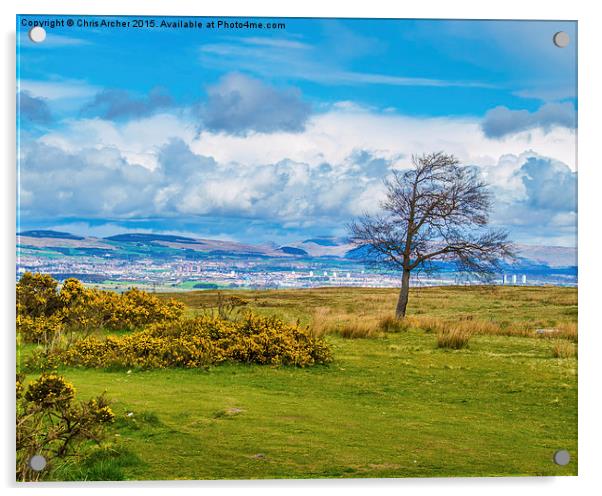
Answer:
19, 285, 578, 479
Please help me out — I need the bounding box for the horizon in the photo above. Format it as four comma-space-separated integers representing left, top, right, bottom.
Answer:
16, 227, 578, 251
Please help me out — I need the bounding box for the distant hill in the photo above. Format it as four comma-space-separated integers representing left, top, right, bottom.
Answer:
105, 233, 200, 244
17, 229, 577, 270
278, 246, 309, 256
18, 230, 84, 240
345, 245, 372, 260
344, 243, 577, 270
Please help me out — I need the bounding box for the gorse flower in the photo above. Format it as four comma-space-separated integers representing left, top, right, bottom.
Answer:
24, 374, 76, 408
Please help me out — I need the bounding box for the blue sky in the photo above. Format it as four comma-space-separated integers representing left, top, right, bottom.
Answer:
17, 16, 577, 246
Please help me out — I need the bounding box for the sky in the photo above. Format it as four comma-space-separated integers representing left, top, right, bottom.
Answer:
17, 16, 577, 246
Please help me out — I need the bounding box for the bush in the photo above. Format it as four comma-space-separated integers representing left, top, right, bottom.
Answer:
52, 313, 332, 369
16, 314, 63, 347
106, 287, 184, 330
17, 272, 61, 318
16, 373, 115, 481
436, 327, 471, 350
16, 273, 185, 345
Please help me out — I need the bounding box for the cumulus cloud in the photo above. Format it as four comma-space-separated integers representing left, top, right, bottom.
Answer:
517, 156, 576, 212
191, 105, 577, 171
81, 87, 174, 120
200, 73, 311, 135
19, 137, 385, 226
20, 103, 577, 245
19, 141, 158, 218
481, 102, 576, 139
18, 91, 52, 124
482, 152, 577, 246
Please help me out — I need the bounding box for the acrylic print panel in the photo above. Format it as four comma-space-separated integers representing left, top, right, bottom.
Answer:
16, 15, 577, 481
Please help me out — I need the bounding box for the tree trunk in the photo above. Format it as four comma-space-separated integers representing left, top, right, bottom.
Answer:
396, 269, 411, 318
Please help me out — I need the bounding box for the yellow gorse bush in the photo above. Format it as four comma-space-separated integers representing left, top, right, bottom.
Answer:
61, 313, 332, 368
16, 313, 63, 345
17, 273, 184, 344
18, 273, 332, 369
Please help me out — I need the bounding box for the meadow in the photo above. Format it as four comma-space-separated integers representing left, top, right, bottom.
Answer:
19, 285, 577, 480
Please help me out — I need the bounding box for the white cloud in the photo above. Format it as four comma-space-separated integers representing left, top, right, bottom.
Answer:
189, 105, 576, 171
20, 104, 577, 245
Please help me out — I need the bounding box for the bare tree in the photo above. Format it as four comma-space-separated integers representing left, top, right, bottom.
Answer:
348, 152, 514, 318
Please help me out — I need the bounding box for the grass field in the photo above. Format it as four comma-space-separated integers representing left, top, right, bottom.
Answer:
20, 285, 578, 479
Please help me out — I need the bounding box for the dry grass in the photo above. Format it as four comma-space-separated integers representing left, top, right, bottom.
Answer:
552, 340, 577, 358
436, 326, 472, 350
377, 316, 408, 333
337, 322, 384, 339
312, 307, 578, 345
309, 307, 331, 337
310, 307, 384, 339
405, 315, 444, 333
167, 287, 578, 344
556, 322, 578, 343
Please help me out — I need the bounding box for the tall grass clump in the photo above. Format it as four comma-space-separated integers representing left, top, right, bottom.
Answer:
436, 326, 471, 350
377, 315, 407, 333
556, 322, 578, 343
310, 307, 383, 339
337, 321, 383, 339
377, 315, 444, 333
552, 340, 577, 358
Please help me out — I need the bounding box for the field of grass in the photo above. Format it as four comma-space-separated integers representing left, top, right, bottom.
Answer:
20, 285, 578, 479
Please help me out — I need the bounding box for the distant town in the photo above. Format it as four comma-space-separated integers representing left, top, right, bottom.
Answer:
16, 230, 577, 291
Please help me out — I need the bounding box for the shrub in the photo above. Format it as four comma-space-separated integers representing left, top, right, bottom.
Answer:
16, 314, 64, 347
107, 287, 184, 330
16, 373, 115, 481
436, 327, 471, 350
16, 274, 186, 345
52, 313, 332, 369
17, 272, 61, 318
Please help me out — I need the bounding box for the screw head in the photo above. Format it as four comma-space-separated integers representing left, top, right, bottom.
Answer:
28, 454, 47, 471
553, 31, 570, 48
28, 27, 47, 43
553, 449, 571, 466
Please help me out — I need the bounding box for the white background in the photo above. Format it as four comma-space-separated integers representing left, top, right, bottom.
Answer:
1, 1, 600, 495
